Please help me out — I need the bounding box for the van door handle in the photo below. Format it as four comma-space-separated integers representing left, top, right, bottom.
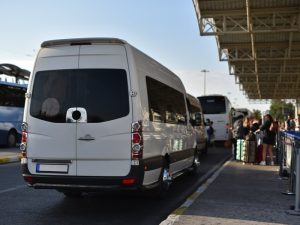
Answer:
78, 134, 95, 141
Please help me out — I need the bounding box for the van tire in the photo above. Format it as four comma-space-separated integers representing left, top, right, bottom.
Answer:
152, 160, 172, 199
61, 190, 82, 198
7, 130, 17, 147
190, 149, 200, 175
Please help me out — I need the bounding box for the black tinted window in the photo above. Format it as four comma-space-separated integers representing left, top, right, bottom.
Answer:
198, 96, 226, 114
30, 69, 129, 123
0, 83, 26, 107
187, 98, 202, 124
146, 77, 186, 124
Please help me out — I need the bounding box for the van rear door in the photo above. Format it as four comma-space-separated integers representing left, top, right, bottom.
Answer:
75, 45, 132, 177
27, 46, 80, 176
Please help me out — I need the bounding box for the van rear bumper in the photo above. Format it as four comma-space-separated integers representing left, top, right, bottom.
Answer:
21, 163, 146, 191
21, 161, 164, 191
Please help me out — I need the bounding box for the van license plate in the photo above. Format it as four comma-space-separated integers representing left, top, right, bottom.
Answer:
36, 164, 69, 173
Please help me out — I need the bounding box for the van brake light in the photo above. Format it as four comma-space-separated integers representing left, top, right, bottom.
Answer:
131, 121, 143, 161
20, 122, 28, 158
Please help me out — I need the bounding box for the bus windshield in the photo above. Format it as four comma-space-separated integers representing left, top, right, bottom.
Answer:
0, 82, 26, 107
0, 81, 27, 147
198, 96, 226, 114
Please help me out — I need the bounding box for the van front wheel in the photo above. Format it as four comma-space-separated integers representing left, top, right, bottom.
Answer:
189, 149, 201, 175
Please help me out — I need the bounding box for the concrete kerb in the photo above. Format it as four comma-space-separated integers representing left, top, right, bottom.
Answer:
160, 156, 233, 225
0, 154, 21, 164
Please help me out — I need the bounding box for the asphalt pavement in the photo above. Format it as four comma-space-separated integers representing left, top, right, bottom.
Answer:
1, 146, 299, 224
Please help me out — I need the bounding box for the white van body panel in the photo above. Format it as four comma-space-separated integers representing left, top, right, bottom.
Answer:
128, 47, 195, 179
75, 45, 132, 176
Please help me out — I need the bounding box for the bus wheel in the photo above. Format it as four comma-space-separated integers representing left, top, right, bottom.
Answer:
7, 130, 17, 147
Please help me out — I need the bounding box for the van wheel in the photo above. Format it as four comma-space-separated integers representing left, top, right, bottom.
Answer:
7, 130, 17, 147
61, 190, 82, 198
152, 160, 172, 198
190, 149, 200, 175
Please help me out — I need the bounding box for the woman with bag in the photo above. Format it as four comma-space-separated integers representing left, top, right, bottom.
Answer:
258, 114, 277, 166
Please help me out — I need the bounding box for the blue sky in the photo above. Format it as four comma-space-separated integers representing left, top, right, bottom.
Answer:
0, 0, 269, 111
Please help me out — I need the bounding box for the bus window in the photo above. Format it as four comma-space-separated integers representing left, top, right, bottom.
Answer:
0, 81, 27, 147
199, 96, 226, 114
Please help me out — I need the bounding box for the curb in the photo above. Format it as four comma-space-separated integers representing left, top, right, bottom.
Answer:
0, 154, 21, 164
160, 156, 232, 225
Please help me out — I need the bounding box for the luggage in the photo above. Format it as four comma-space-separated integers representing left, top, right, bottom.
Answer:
256, 144, 263, 163
245, 140, 256, 163
236, 138, 256, 163
236, 139, 245, 161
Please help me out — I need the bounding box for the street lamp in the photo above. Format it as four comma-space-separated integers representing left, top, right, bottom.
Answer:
201, 69, 209, 95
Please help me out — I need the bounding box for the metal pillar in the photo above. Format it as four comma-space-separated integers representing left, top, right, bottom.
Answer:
201, 69, 209, 95
287, 142, 300, 216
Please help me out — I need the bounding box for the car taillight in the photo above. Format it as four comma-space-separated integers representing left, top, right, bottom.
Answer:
131, 121, 143, 164
20, 122, 28, 158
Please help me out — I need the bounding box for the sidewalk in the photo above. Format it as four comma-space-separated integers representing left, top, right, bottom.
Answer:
163, 161, 299, 225
0, 147, 21, 164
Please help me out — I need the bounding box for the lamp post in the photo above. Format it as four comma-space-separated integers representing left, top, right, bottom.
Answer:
201, 69, 209, 95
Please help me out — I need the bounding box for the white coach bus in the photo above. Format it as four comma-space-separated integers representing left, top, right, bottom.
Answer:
198, 95, 233, 142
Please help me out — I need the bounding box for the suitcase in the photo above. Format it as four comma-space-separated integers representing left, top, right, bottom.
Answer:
236, 139, 245, 161
256, 144, 263, 163
245, 140, 256, 163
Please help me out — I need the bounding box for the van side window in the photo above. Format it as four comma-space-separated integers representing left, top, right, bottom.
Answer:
146, 76, 186, 125
30, 69, 129, 123
187, 98, 203, 126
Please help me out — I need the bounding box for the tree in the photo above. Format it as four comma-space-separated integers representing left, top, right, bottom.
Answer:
252, 109, 262, 120
269, 100, 294, 122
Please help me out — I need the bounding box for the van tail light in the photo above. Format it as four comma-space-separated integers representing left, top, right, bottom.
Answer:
131, 121, 143, 163
122, 178, 135, 185
20, 122, 28, 158
24, 175, 33, 184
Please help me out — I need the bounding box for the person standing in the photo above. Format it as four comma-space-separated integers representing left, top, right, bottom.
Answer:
285, 113, 296, 131
206, 120, 215, 146
232, 115, 244, 160
259, 114, 277, 166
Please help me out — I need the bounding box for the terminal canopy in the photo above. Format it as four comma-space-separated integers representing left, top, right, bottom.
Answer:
193, 0, 300, 100
0, 63, 30, 81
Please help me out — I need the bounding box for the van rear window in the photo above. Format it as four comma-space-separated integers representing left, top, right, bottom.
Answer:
30, 69, 129, 123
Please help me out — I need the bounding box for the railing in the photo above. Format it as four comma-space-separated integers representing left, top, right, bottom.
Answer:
278, 131, 300, 215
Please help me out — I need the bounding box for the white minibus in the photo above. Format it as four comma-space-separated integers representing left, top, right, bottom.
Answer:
21, 38, 199, 197
186, 94, 208, 154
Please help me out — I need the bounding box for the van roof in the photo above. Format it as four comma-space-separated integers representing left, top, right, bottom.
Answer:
41, 38, 127, 48
187, 93, 201, 108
